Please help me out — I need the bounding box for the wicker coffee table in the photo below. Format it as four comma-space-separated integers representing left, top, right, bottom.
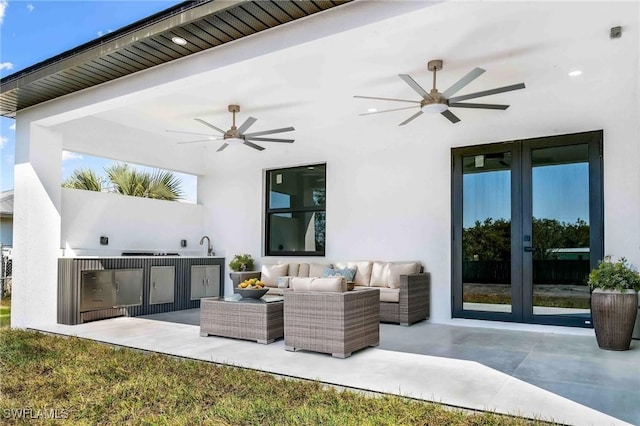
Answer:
200, 295, 284, 344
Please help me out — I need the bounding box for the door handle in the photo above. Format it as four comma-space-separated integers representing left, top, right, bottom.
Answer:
116, 281, 120, 292
524, 246, 535, 252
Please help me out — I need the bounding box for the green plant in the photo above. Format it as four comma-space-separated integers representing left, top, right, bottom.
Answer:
588, 256, 640, 292
229, 254, 255, 272
62, 168, 104, 191
0, 329, 544, 425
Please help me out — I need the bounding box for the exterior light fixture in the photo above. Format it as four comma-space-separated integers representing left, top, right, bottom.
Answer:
225, 137, 244, 146
421, 102, 448, 114
171, 36, 187, 46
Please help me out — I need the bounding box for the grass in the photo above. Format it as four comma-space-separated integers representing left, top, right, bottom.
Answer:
0, 329, 555, 425
0, 297, 10, 329
464, 294, 590, 309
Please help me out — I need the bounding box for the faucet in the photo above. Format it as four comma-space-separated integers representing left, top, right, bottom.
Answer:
199, 235, 214, 256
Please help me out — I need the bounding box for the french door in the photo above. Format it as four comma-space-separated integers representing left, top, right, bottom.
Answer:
452, 131, 603, 327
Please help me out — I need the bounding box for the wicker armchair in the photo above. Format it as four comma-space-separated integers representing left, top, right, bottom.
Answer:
380, 273, 430, 326
284, 286, 380, 358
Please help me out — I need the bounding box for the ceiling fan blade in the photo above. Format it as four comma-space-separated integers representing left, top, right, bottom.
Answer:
236, 116, 257, 134
448, 83, 526, 103
398, 74, 434, 101
177, 138, 222, 144
166, 130, 217, 136
243, 140, 265, 151
449, 102, 509, 110
441, 109, 461, 124
398, 110, 423, 126
359, 106, 418, 116
216, 143, 229, 152
353, 95, 420, 104
194, 118, 226, 134
442, 67, 486, 99
247, 137, 294, 143
244, 126, 295, 137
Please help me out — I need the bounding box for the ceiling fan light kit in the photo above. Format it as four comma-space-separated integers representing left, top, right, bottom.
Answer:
167, 104, 295, 152
421, 103, 448, 114
354, 59, 525, 125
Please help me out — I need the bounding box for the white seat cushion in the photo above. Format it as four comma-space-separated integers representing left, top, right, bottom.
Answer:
379, 287, 400, 303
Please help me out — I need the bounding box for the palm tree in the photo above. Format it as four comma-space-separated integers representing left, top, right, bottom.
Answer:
62, 168, 103, 191
105, 163, 183, 201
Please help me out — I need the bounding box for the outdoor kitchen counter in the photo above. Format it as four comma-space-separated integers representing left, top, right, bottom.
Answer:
57, 256, 225, 325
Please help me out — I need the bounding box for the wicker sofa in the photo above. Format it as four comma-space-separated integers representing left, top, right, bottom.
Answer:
283, 276, 380, 358
244, 260, 430, 326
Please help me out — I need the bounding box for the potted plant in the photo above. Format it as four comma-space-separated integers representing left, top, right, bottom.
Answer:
228, 254, 260, 288
229, 254, 255, 272
588, 256, 640, 350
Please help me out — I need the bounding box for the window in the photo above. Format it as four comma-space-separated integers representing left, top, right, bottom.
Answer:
265, 164, 326, 256
61, 151, 197, 203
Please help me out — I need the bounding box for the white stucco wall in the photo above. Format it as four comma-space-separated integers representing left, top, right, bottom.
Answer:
12, 123, 63, 327
10, 1, 639, 331
60, 188, 206, 257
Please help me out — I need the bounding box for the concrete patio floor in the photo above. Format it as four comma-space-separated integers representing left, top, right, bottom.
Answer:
31, 312, 639, 426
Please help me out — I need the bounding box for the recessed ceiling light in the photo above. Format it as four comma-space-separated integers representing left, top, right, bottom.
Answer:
171, 36, 187, 46
367, 108, 377, 113
568, 70, 582, 77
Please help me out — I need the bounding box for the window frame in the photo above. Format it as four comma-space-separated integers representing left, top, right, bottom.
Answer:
264, 163, 326, 257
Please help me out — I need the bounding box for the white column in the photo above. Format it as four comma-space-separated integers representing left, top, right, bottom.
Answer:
11, 121, 62, 328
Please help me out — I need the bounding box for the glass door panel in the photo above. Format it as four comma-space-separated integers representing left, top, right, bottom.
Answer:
462, 152, 512, 313
530, 145, 591, 318
453, 130, 602, 327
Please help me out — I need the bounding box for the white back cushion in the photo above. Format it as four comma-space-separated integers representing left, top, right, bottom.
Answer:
370, 262, 391, 287
388, 262, 420, 288
308, 263, 332, 277
261, 264, 289, 287
334, 261, 373, 286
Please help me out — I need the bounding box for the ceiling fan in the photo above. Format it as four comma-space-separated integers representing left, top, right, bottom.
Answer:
354, 59, 525, 125
166, 104, 295, 151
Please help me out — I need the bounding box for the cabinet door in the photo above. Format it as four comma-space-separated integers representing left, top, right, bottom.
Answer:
150, 266, 175, 305
80, 270, 114, 312
204, 265, 221, 298
114, 269, 143, 307
191, 265, 221, 299
191, 265, 208, 300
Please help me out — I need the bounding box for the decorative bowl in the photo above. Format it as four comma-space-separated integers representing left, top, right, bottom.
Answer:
235, 288, 269, 299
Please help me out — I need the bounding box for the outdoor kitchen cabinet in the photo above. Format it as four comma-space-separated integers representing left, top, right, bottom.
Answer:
149, 266, 175, 305
190, 265, 220, 300
58, 257, 225, 325
114, 269, 144, 307
80, 268, 143, 312
80, 270, 114, 312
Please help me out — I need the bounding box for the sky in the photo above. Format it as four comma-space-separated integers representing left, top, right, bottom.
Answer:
0, 0, 197, 200
463, 163, 590, 229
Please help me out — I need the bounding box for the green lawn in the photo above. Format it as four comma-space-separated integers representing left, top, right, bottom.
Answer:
0, 297, 10, 328
0, 329, 555, 425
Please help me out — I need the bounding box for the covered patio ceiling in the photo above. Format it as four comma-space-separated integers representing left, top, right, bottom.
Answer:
16, 2, 639, 172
